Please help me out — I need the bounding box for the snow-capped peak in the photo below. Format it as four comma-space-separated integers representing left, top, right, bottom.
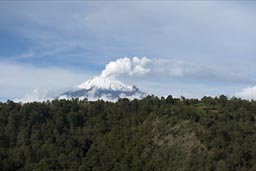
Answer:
78, 76, 135, 92
58, 76, 146, 101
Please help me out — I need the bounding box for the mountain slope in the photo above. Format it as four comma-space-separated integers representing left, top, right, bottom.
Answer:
58, 76, 146, 101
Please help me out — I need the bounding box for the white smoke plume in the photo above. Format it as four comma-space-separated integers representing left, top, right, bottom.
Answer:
100, 57, 152, 78
99, 57, 247, 84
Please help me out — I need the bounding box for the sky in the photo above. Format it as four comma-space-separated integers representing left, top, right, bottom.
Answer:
1, 1, 256, 100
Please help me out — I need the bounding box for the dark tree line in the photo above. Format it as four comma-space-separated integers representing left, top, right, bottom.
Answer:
0, 95, 256, 171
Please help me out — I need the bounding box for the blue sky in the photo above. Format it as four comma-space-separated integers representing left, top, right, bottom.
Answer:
1, 1, 256, 100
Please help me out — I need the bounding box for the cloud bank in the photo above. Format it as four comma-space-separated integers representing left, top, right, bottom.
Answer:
0, 61, 91, 100
15, 89, 53, 103
235, 86, 256, 100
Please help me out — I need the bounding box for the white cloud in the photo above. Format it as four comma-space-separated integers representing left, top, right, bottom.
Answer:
0, 61, 91, 99
150, 58, 254, 84
14, 89, 53, 103
101, 57, 152, 77
235, 86, 256, 100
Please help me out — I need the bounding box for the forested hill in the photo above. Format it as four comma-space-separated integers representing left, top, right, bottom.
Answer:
0, 95, 256, 171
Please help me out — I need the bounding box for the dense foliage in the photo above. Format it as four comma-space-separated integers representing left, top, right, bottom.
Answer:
0, 95, 256, 171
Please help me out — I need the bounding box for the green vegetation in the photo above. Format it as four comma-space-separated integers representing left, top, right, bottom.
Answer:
0, 95, 256, 171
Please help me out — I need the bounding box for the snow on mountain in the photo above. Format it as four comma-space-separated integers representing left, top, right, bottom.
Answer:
58, 76, 146, 101
78, 76, 134, 92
